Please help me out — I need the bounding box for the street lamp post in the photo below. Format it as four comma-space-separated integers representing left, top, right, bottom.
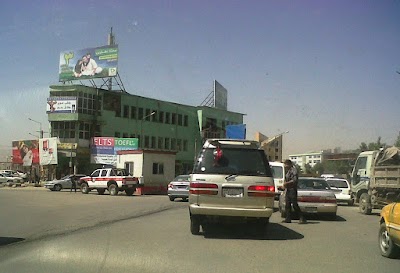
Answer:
28, 118, 43, 138
266, 131, 289, 144
140, 111, 156, 148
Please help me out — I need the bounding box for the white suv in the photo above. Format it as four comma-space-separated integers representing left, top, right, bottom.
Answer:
189, 139, 275, 235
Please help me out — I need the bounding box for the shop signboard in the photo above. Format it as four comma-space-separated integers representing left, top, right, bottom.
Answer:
90, 137, 138, 165
46, 97, 77, 113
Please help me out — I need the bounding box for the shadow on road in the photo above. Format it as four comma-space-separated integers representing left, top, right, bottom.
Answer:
202, 223, 304, 240
0, 237, 25, 246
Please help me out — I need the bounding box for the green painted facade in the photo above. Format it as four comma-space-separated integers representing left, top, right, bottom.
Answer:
48, 84, 244, 175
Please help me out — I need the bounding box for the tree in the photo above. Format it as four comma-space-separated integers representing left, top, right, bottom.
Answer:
357, 137, 386, 153
359, 142, 368, 152
313, 162, 324, 176
304, 163, 313, 174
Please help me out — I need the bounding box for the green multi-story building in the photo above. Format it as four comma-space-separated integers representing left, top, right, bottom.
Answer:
48, 84, 244, 176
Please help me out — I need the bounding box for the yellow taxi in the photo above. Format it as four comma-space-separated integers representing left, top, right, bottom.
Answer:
379, 202, 400, 258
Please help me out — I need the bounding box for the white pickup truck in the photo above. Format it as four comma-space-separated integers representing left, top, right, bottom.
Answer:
79, 168, 140, 196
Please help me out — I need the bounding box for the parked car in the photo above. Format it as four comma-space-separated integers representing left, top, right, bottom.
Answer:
326, 178, 353, 206
0, 173, 23, 184
15, 170, 28, 180
379, 202, 400, 258
189, 139, 275, 235
168, 175, 191, 201
279, 177, 338, 220
44, 174, 86, 191
269, 161, 285, 199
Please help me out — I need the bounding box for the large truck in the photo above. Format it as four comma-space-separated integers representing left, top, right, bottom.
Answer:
351, 147, 400, 214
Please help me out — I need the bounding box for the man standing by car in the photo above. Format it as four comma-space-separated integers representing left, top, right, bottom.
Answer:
282, 160, 307, 224
70, 175, 77, 193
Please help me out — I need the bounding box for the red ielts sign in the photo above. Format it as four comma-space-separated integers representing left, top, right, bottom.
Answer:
93, 137, 114, 146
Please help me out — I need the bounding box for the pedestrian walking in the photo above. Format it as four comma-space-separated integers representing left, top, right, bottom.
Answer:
70, 175, 77, 193
281, 159, 307, 224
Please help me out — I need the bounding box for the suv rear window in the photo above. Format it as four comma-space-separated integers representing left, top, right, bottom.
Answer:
326, 179, 349, 188
193, 147, 272, 176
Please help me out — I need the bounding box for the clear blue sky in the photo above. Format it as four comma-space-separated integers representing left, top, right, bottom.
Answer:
1, 0, 399, 160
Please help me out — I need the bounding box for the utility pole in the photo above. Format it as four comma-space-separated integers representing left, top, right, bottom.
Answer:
107, 27, 115, 91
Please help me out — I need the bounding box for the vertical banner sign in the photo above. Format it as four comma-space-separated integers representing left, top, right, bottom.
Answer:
39, 137, 58, 165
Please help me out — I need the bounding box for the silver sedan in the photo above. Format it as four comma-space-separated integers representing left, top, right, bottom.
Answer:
279, 177, 338, 220
167, 175, 190, 201
44, 174, 86, 191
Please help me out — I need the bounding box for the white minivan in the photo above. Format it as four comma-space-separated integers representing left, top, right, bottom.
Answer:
189, 139, 275, 235
269, 162, 285, 198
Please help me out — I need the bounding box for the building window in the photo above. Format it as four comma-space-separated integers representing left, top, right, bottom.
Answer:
184, 115, 188, 126
145, 109, 151, 121
177, 139, 182, 151
52, 121, 79, 140
177, 114, 183, 126
171, 138, 176, 150
144, 136, 150, 148
151, 136, 156, 149
130, 134, 136, 138
171, 113, 176, 124
123, 105, 129, 118
123, 133, 128, 138
115, 132, 121, 137
183, 140, 188, 151
165, 112, 170, 124
158, 111, 164, 123
152, 163, 164, 175
158, 137, 163, 149
131, 106, 137, 119
164, 138, 170, 150
151, 110, 157, 122
138, 108, 144, 119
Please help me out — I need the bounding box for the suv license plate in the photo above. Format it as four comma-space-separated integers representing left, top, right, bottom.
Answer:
223, 188, 244, 198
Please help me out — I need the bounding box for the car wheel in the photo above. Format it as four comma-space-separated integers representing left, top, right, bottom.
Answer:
81, 183, 89, 194
54, 184, 62, 191
359, 193, 372, 214
109, 184, 119, 196
348, 199, 354, 206
182, 197, 188, 202
379, 222, 400, 258
97, 189, 105, 195
190, 216, 201, 235
125, 188, 135, 196
169, 196, 175, 201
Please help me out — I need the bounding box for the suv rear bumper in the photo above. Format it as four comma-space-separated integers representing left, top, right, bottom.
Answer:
189, 204, 273, 218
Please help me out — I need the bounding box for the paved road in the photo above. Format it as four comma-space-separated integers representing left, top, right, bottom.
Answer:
0, 188, 398, 273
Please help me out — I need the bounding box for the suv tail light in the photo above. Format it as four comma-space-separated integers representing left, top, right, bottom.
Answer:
190, 182, 218, 195
248, 185, 275, 197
